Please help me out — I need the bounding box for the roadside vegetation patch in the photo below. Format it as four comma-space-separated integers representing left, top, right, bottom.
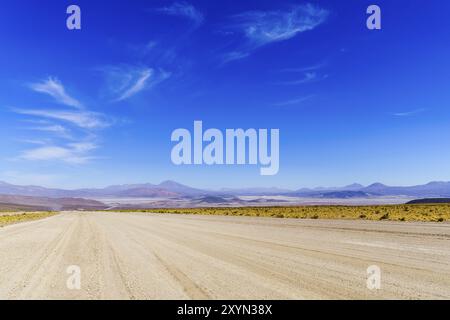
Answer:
111, 204, 450, 222
0, 212, 58, 227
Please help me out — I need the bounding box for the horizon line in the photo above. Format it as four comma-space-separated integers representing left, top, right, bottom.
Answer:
1, 179, 450, 192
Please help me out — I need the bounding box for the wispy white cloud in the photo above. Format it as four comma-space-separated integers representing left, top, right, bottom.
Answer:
117, 69, 153, 101
30, 77, 84, 109
28, 124, 72, 140
273, 95, 315, 107
222, 4, 329, 63
391, 108, 426, 117
13, 108, 111, 129
139, 41, 158, 56
19, 142, 98, 164
12, 77, 112, 166
220, 51, 251, 65
279, 61, 327, 73
15, 138, 49, 146
102, 66, 171, 102
156, 1, 204, 27
275, 71, 329, 85
128, 41, 181, 67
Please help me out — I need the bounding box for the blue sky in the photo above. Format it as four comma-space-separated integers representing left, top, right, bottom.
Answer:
1, 0, 450, 189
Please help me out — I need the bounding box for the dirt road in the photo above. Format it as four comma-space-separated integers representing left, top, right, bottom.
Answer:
0, 211, 449, 299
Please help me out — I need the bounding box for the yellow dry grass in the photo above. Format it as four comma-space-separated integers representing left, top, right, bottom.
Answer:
0, 212, 58, 227
113, 204, 450, 222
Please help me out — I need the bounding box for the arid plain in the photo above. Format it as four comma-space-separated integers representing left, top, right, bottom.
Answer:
0, 211, 449, 299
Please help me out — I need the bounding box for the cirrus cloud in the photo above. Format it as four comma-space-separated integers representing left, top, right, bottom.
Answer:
12, 77, 113, 165
19, 142, 98, 164
101, 66, 171, 102
30, 77, 84, 109
12, 108, 111, 129
155, 1, 204, 27
222, 4, 329, 63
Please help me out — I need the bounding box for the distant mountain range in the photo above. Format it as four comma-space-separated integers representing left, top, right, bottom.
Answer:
2, 180, 450, 200
0, 194, 106, 211
0, 180, 205, 198
290, 182, 450, 198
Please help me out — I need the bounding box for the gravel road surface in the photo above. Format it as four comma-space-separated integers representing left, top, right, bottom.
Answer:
0, 211, 449, 299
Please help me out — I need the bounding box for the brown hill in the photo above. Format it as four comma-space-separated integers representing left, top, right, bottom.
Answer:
0, 195, 107, 211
